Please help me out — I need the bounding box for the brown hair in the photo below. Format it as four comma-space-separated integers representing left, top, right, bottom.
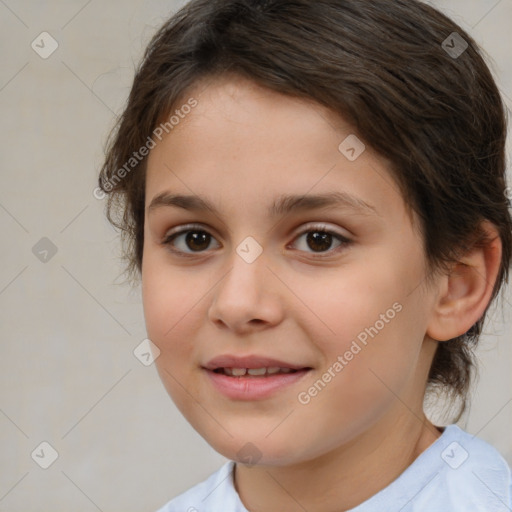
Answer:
98, 0, 511, 419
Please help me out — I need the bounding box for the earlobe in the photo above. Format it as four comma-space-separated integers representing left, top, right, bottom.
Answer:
426, 221, 502, 342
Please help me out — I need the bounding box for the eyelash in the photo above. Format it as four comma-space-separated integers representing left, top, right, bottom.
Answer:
161, 223, 352, 258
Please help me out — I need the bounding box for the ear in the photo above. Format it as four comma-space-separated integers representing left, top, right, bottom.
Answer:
426, 221, 502, 342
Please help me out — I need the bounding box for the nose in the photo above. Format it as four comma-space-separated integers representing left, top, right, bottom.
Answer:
207, 243, 284, 334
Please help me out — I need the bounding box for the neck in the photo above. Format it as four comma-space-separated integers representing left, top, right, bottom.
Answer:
234, 411, 442, 512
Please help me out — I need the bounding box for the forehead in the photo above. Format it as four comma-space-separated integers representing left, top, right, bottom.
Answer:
145, 75, 412, 229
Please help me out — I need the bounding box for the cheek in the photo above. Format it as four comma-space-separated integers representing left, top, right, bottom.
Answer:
141, 260, 202, 381
328, 299, 427, 417
142, 268, 205, 412
142, 251, 201, 339
303, 262, 404, 352
303, 254, 427, 399
297, 309, 423, 448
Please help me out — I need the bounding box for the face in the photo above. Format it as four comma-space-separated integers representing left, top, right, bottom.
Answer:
142, 75, 440, 466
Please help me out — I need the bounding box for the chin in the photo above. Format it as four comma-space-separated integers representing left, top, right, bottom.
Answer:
200, 427, 310, 467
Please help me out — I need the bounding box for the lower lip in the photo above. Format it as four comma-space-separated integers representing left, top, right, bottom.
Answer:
204, 369, 312, 400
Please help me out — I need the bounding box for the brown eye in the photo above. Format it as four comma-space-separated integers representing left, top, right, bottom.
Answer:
291, 225, 352, 255
183, 231, 211, 251
306, 231, 334, 252
162, 227, 220, 254
162, 223, 351, 258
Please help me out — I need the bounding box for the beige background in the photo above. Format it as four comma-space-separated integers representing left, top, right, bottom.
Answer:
0, 1, 511, 510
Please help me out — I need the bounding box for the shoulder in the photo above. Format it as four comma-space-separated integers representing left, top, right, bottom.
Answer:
411, 425, 512, 511
349, 424, 511, 512
154, 460, 247, 512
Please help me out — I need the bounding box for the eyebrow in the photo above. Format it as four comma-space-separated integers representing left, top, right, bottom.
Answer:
148, 191, 379, 218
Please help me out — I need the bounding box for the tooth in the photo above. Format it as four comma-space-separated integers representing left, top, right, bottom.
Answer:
223, 368, 234, 376
280, 368, 292, 373
266, 367, 281, 374
247, 368, 267, 376
231, 368, 248, 376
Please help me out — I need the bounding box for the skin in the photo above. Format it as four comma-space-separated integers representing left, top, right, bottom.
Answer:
141, 74, 502, 512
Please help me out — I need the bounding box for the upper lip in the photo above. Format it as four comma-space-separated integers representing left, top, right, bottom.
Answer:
203, 354, 311, 370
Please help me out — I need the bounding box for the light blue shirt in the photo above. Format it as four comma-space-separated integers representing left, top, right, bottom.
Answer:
155, 425, 512, 511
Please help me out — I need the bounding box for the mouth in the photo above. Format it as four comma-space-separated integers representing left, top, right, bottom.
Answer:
203, 354, 311, 373
202, 354, 313, 399
211, 367, 307, 377
203, 366, 313, 402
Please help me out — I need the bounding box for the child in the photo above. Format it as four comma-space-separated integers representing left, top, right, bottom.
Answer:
98, 0, 512, 510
